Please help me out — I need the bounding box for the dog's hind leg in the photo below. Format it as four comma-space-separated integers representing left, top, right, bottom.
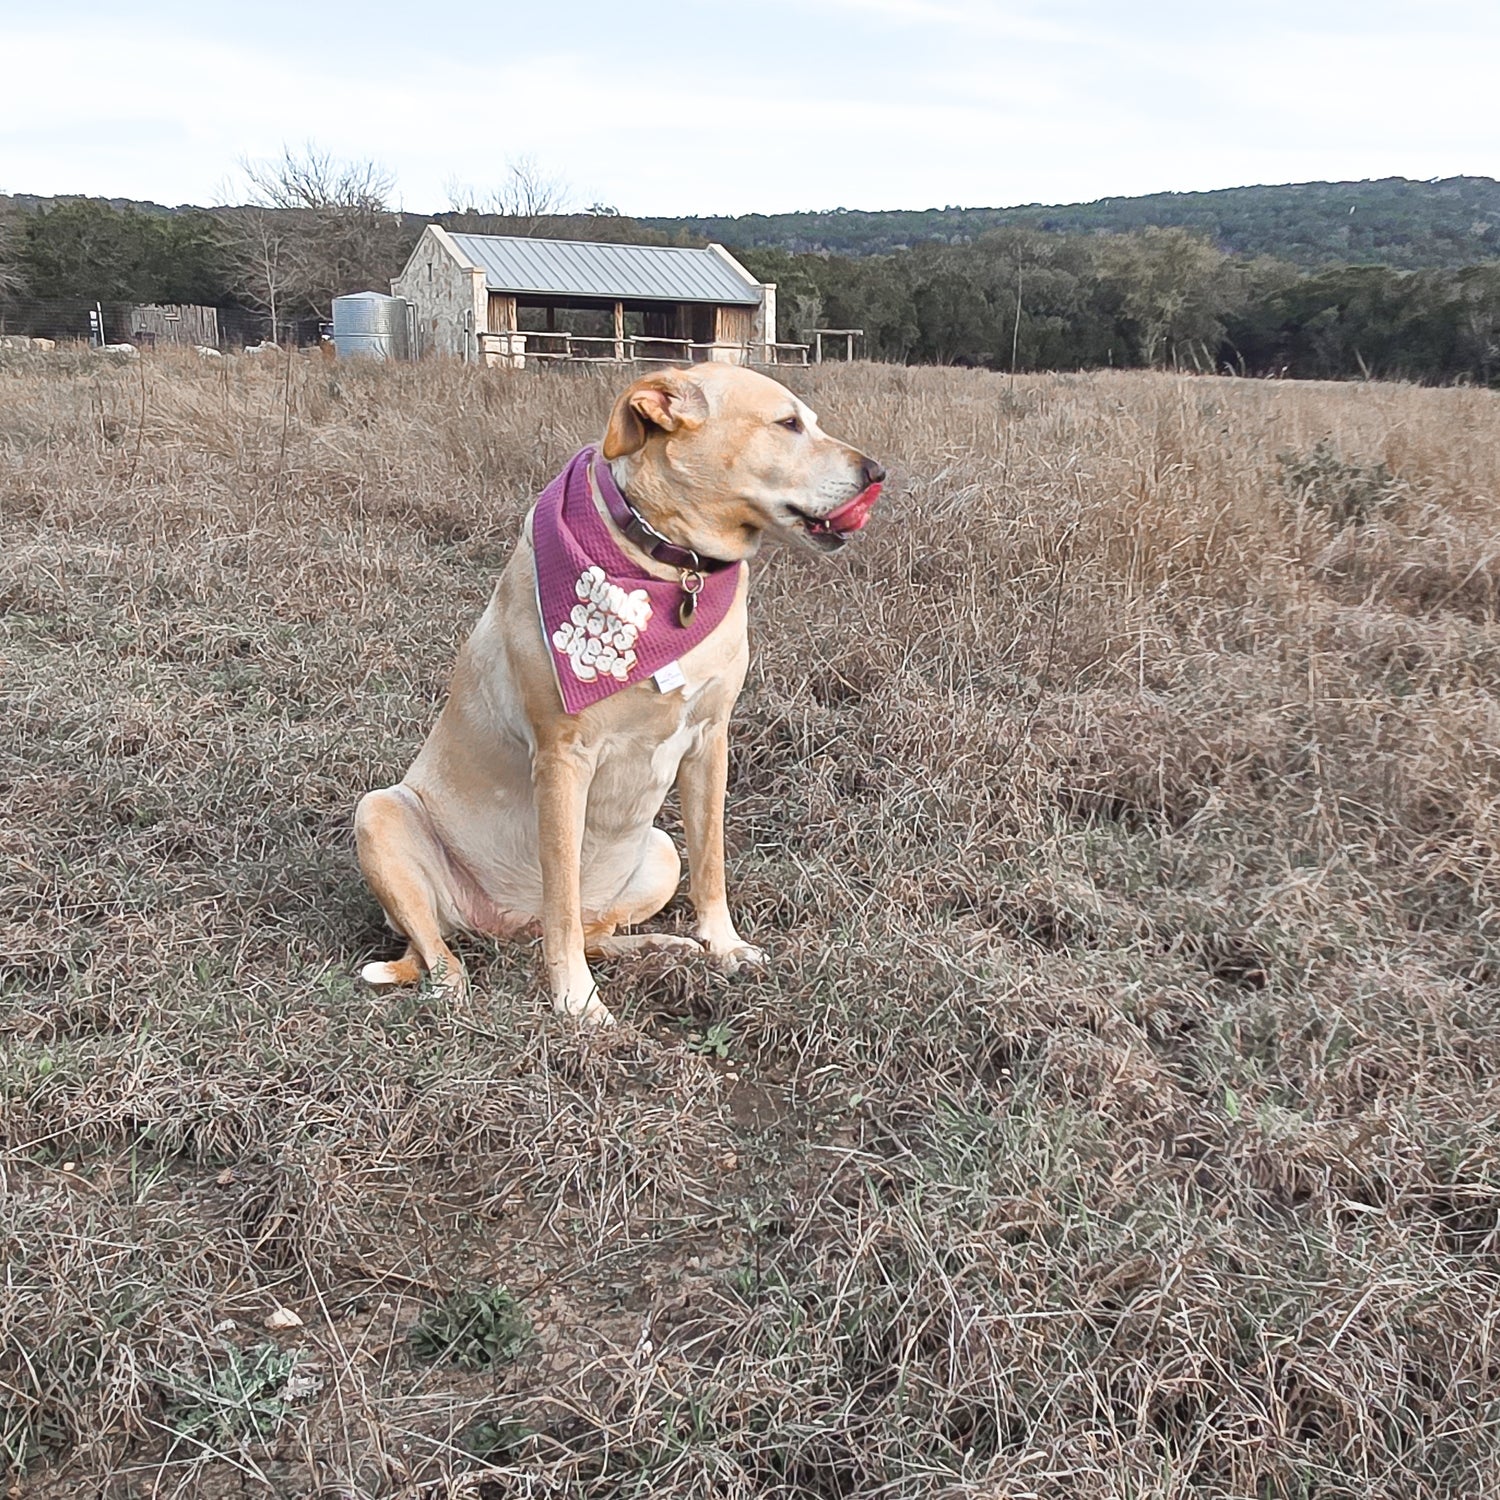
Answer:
586, 933, 703, 958
583, 829, 700, 959
354, 785, 467, 995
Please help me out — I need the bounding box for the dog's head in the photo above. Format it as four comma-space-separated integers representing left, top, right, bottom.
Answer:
601, 364, 885, 562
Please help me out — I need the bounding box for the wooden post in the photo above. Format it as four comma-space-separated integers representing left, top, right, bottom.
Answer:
613, 302, 625, 362
813, 330, 823, 364
846, 331, 856, 362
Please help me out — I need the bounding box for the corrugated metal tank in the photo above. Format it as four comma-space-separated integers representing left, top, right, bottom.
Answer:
332, 292, 410, 360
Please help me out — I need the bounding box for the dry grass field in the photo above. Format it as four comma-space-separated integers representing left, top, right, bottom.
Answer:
4, 347, 1500, 1499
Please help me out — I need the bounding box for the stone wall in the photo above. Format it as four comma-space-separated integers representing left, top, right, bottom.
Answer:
391, 226, 487, 361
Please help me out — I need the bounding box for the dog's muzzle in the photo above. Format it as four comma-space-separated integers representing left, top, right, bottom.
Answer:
800, 480, 884, 548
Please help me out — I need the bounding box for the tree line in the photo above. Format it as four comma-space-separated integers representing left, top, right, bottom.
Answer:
647, 177, 1500, 269
2, 160, 1497, 384
738, 230, 1500, 383
0, 152, 420, 341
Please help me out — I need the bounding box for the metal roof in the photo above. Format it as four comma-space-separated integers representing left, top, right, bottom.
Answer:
445, 233, 761, 306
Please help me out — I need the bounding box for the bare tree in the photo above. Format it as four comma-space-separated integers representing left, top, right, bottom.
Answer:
495, 156, 569, 226
442, 174, 479, 215
220, 145, 407, 325
219, 205, 295, 341
240, 146, 394, 216
443, 157, 571, 237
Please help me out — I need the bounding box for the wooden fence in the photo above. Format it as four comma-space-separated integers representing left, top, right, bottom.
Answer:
477, 332, 809, 369
128, 305, 220, 348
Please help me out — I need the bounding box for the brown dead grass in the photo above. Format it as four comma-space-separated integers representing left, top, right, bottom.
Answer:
3, 346, 1500, 1498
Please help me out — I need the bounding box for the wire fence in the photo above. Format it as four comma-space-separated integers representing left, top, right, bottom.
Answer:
0, 298, 317, 349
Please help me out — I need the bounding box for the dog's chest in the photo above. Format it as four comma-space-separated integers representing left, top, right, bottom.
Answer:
589, 685, 707, 809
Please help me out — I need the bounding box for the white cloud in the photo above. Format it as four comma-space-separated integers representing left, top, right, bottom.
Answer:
2, 5, 1496, 215
797, 0, 1092, 44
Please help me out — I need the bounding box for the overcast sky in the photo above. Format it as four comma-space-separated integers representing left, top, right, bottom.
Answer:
3, 0, 1497, 215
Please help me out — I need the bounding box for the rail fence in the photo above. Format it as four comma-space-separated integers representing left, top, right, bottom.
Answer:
477, 331, 810, 368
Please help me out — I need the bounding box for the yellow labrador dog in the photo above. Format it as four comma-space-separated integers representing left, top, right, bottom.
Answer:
354, 363, 883, 1025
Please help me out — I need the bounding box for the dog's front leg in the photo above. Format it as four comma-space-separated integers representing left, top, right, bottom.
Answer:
533, 741, 612, 1025
678, 723, 766, 972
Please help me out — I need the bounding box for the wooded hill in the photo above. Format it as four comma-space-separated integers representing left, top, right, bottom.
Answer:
3, 175, 1498, 383
8, 176, 1500, 274
644, 177, 1500, 270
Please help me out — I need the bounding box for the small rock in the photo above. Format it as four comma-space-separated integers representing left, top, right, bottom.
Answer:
280, 1368, 323, 1401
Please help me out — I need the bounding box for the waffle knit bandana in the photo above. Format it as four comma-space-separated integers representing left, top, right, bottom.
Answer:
532, 447, 743, 714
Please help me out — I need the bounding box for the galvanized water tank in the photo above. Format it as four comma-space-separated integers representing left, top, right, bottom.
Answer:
332, 292, 410, 360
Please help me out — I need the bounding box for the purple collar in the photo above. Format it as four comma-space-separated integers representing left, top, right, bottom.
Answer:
593, 458, 736, 574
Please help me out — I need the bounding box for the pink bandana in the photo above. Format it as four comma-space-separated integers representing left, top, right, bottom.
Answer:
532, 447, 744, 714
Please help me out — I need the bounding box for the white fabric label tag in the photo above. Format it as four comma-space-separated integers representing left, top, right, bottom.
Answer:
653, 661, 688, 694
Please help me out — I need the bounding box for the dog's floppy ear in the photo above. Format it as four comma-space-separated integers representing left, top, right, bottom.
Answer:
601, 371, 708, 459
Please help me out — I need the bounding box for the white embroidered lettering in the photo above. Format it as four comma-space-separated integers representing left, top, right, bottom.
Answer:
554, 567, 653, 684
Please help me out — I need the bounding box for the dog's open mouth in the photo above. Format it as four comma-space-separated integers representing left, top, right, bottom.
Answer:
789, 483, 883, 550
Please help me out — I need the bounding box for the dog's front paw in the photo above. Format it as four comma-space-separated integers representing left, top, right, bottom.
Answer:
713, 942, 768, 975
554, 971, 616, 1027
573, 998, 618, 1028
557, 995, 617, 1027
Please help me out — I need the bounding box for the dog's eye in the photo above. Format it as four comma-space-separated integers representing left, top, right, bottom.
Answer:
778, 415, 804, 433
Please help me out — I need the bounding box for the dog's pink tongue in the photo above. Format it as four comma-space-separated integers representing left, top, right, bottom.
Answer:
824, 482, 882, 533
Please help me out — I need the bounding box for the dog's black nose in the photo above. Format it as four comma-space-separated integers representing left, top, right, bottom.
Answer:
861, 456, 887, 487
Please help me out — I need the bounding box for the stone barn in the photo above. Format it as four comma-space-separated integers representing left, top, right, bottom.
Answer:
392, 227, 796, 367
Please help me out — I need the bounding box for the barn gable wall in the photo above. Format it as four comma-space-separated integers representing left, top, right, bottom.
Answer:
391, 226, 487, 360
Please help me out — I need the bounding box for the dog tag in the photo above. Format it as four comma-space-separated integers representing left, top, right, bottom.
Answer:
678, 567, 704, 627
